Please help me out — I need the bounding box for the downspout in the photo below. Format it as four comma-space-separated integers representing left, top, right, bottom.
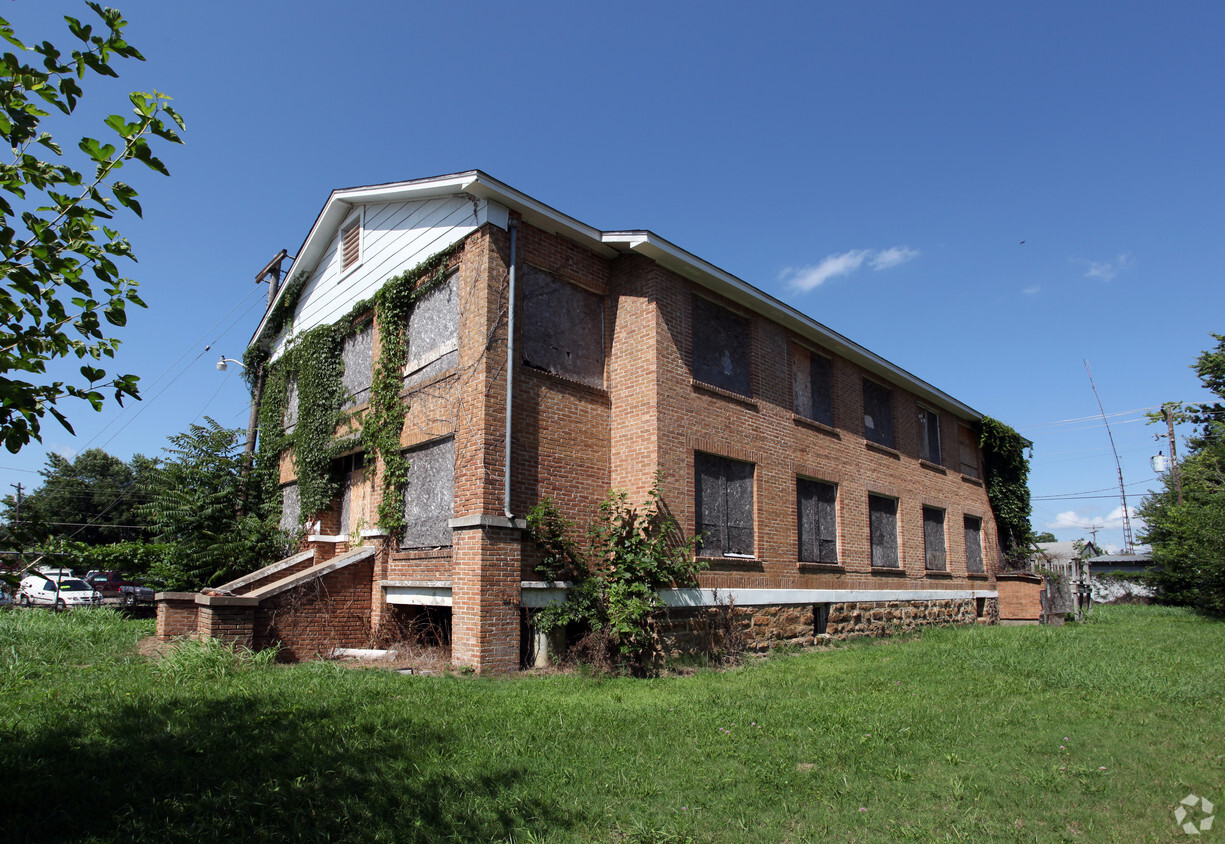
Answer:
503, 220, 518, 520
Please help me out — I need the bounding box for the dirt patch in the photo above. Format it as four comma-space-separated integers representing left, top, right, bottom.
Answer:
331, 641, 452, 675
136, 635, 182, 659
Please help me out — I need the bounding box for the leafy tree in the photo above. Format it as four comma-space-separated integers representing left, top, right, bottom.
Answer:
525, 481, 704, 676
0, 3, 183, 452
1, 447, 156, 544
1138, 334, 1225, 612
1034, 531, 1057, 544
138, 418, 287, 591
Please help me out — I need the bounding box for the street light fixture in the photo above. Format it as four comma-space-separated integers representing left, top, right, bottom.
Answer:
216, 355, 245, 372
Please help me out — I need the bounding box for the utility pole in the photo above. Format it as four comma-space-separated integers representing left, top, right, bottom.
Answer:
9, 482, 21, 525
1163, 403, 1184, 506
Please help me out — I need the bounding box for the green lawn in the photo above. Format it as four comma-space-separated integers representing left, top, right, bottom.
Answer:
1, 604, 1221, 842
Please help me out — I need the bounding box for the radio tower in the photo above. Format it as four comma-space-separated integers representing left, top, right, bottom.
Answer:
1084, 361, 1134, 552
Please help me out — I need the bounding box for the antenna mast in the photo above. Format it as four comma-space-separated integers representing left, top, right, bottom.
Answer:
1084, 360, 1134, 552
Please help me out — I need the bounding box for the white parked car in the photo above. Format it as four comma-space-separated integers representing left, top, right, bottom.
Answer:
17, 575, 102, 608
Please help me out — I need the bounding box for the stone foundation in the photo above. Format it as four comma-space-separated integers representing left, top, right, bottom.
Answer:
659, 597, 997, 655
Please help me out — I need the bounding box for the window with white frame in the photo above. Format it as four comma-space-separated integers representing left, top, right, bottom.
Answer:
918, 405, 941, 464
695, 452, 755, 557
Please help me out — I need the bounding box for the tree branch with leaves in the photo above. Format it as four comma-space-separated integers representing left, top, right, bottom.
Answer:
0, 2, 184, 452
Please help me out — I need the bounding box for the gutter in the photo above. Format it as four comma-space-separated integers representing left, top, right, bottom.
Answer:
503, 220, 518, 519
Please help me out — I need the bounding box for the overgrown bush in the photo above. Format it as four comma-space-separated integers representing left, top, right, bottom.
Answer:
526, 480, 703, 676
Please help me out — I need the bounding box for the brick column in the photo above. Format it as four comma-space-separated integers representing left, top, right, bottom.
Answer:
451, 522, 521, 673
196, 595, 259, 649
154, 592, 199, 641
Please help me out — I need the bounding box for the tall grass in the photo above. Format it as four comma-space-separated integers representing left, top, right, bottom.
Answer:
0, 604, 1220, 842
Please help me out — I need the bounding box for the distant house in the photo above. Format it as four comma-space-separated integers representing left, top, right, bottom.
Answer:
1088, 551, 1153, 578
156, 171, 1015, 671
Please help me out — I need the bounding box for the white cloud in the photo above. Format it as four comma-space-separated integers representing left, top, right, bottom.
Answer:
1049, 510, 1093, 530
1046, 505, 1143, 533
783, 246, 918, 292
1022, 285, 1041, 295
1076, 252, 1134, 282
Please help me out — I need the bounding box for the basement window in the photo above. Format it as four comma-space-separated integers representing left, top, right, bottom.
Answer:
695, 452, 755, 557
521, 267, 605, 388
341, 321, 374, 408
923, 506, 947, 571
792, 345, 834, 427
918, 405, 941, 464
401, 437, 455, 549
340, 216, 361, 272
863, 379, 894, 448
797, 477, 838, 563
964, 515, 984, 573
692, 295, 751, 397
814, 603, 830, 635
868, 494, 899, 569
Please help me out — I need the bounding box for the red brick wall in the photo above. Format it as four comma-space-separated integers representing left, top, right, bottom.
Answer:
155, 595, 198, 641
198, 605, 255, 649
997, 575, 1044, 621
254, 560, 375, 660
451, 525, 520, 673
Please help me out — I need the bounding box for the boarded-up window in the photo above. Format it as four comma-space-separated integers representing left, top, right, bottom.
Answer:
964, 515, 984, 573
521, 267, 605, 388
340, 218, 361, 271
863, 380, 894, 448
923, 507, 947, 571
284, 377, 299, 432
958, 424, 980, 478
695, 452, 754, 557
792, 346, 834, 426
918, 406, 941, 464
280, 483, 300, 534
869, 494, 899, 568
334, 452, 364, 536
797, 478, 837, 563
692, 295, 751, 396
405, 274, 458, 387
341, 322, 374, 408
401, 437, 455, 549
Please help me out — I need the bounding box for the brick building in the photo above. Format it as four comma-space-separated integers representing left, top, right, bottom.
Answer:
157, 171, 1006, 671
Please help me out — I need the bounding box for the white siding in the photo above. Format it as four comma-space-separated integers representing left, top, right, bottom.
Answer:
272, 195, 499, 356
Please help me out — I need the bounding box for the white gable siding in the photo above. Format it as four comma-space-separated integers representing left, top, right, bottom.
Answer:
271, 196, 504, 356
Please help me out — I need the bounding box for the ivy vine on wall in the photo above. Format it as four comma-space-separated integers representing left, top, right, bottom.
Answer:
978, 416, 1033, 558
249, 239, 467, 540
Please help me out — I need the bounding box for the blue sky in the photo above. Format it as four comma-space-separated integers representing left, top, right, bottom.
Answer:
3, 0, 1222, 551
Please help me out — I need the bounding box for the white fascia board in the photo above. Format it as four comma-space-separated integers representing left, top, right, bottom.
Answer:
659, 588, 996, 607
602, 231, 983, 421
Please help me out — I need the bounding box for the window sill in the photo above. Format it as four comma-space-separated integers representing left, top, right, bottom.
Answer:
865, 441, 901, 459
925, 569, 953, 577
698, 555, 764, 571
691, 379, 759, 410
960, 475, 984, 487
793, 415, 840, 438
966, 572, 990, 580
798, 562, 845, 573
403, 366, 458, 394
919, 460, 947, 474
870, 566, 908, 577
522, 364, 610, 398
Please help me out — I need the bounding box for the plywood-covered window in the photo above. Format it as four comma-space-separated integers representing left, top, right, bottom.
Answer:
797, 477, 838, 563
280, 483, 300, 534
958, 423, 981, 478
521, 267, 605, 388
335, 452, 364, 535
695, 452, 755, 557
869, 494, 899, 568
792, 346, 834, 426
340, 217, 361, 271
692, 295, 751, 397
284, 377, 299, 433
964, 514, 984, 573
341, 321, 374, 408
918, 406, 941, 464
401, 437, 455, 549
405, 274, 458, 386
863, 379, 894, 448
923, 506, 947, 571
